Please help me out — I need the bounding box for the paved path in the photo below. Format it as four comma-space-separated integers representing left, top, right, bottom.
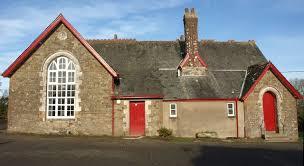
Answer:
0, 132, 302, 166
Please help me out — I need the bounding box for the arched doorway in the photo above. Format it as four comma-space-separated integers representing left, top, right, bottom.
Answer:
262, 91, 278, 132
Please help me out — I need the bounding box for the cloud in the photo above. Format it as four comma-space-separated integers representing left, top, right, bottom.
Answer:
0, 0, 190, 90
0, 0, 189, 46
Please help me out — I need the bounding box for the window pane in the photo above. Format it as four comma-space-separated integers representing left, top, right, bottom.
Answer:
171, 110, 176, 115
170, 104, 176, 110
229, 109, 234, 115
47, 56, 76, 119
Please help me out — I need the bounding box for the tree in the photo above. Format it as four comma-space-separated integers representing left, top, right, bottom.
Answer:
0, 78, 8, 120
290, 78, 304, 132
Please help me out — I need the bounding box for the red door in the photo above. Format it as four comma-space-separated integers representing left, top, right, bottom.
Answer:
263, 92, 277, 132
130, 101, 145, 136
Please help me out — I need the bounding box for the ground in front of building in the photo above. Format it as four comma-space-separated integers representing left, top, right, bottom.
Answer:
0, 131, 302, 166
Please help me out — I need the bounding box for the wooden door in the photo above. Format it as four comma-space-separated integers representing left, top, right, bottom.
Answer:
130, 101, 145, 136
263, 92, 277, 132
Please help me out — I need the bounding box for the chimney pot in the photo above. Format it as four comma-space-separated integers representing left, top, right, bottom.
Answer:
185, 8, 189, 13
191, 8, 195, 14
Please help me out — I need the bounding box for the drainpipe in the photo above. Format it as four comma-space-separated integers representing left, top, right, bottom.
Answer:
235, 98, 239, 138
112, 78, 115, 136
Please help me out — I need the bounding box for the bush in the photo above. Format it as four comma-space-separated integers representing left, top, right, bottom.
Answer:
0, 95, 8, 120
157, 127, 173, 138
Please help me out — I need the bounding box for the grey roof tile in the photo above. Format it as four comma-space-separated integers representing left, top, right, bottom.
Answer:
87, 40, 267, 99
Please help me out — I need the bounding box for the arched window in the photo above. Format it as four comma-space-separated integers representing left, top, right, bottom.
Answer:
47, 56, 76, 119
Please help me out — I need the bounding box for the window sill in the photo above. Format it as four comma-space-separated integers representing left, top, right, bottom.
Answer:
227, 115, 236, 118
169, 116, 177, 119
46, 117, 76, 121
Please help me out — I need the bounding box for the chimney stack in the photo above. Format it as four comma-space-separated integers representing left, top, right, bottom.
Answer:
179, 8, 207, 76
183, 8, 198, 62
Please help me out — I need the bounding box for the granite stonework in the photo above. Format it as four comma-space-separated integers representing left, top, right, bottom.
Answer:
243, 70, 298, 140
8, 23, 114, 136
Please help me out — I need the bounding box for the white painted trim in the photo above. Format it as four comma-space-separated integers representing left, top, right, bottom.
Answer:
169, 103, 177, 118
227, 103, 235, 117
40, 51, 82, 120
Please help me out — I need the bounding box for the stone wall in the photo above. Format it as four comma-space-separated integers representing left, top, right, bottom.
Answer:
244, 70, 298, 140
8, 23, 113, 136
113, 99, 162, 136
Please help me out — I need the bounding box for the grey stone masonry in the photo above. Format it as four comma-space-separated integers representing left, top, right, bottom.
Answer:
7, 23, 113, 136
244, 70, 298, 141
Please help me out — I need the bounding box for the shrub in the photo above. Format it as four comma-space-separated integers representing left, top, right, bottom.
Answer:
157, 127, 173, 138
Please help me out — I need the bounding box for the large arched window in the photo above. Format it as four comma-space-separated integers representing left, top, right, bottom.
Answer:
47, 56, 76, 119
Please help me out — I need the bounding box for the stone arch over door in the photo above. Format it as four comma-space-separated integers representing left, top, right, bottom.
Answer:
258, 87, 283, 136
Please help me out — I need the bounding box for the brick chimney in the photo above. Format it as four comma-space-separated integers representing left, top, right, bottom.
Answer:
179, 8, 207, 76
184, 8, 198, 59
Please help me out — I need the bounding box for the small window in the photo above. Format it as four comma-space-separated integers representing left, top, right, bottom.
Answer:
170, 103, 177, 118
227, 103, 235, 117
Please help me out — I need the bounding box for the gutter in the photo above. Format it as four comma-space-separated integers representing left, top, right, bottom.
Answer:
112, 95, 164, 100
112, 78, 115, 136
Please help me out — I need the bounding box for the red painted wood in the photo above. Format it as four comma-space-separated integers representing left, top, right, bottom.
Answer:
112, 95, 163, 100
242, 63, 303, 100
179, 52, 207, 68
263, 92, 277, 131
130, 102, 145, 136
164, 98, 236, 102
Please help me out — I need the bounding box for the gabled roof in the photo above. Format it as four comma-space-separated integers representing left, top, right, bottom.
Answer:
241, 62, 303, 100
179, 52, 208, 68
88, 40, 267, 99
2, 14, 118, 78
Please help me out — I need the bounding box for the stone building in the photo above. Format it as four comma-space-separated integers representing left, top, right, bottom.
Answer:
2, 8, 302, 141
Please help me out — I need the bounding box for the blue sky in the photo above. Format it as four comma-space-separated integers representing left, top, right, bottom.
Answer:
0, 0, 304, 90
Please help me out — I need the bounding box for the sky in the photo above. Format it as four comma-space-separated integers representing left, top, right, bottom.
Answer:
0, 0, 304, 90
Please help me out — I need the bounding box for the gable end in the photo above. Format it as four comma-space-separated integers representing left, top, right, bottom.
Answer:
2, 14, 118, 78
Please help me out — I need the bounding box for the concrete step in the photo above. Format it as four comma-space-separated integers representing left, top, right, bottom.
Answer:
265, 137, 291, 142
265, 132, 291, 142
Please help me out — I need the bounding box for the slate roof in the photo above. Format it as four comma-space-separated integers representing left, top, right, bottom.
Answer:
241, 62, 269, 98
87, 40, 267, 99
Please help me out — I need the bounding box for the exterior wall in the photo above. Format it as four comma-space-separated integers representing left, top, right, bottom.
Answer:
244, 70, 298, 140
8, 23, 113, 136
113, 99, 162, 136
162, 101, 244, 138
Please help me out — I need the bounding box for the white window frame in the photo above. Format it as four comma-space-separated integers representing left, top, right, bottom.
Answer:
227, 103, 235, 117
169, 103, 177, 118
47, 56, 76, 119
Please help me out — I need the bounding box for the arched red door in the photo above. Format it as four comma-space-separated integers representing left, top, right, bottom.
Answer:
262, 92, 277, 132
